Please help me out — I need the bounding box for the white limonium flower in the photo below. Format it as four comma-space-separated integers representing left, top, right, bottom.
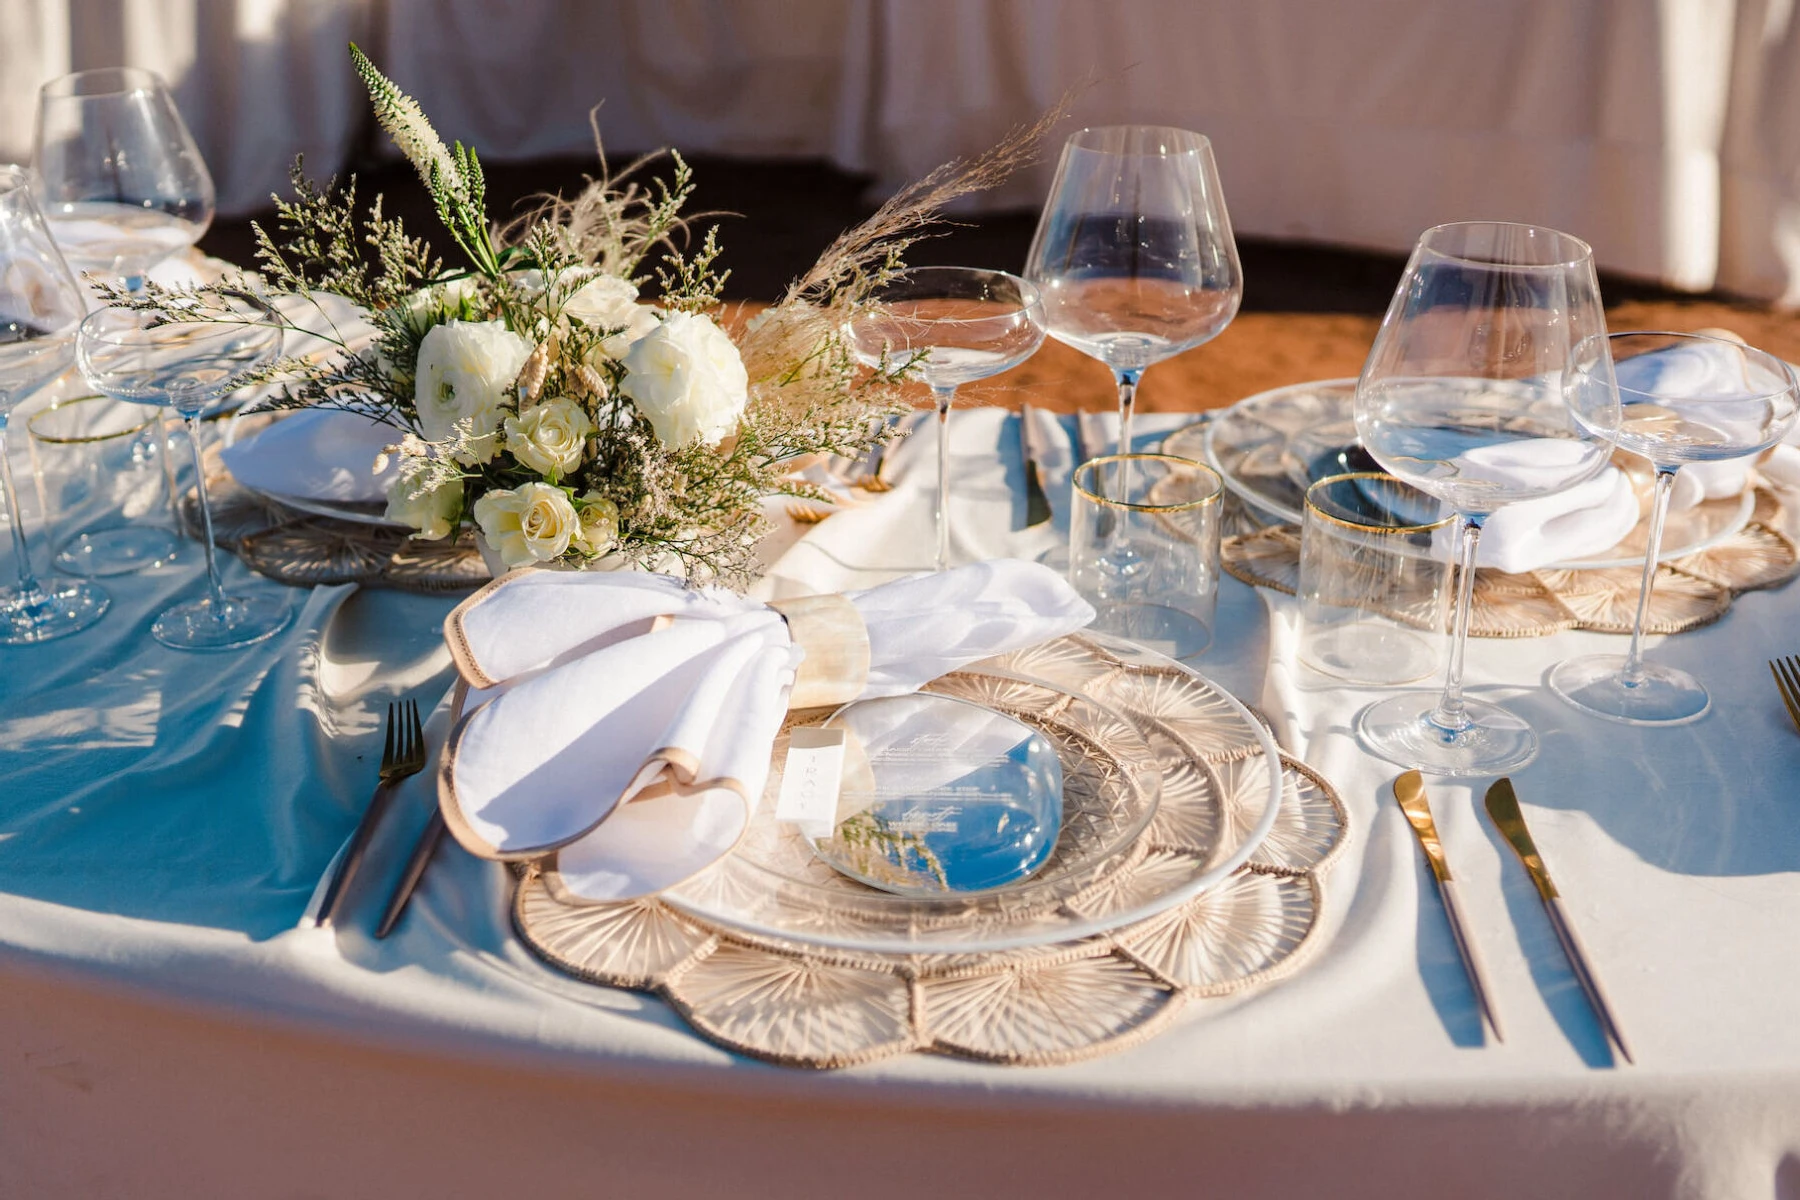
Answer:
384, 466, 462, 541
503, 395, 594, 478
620, 311, 749, 449
473, 483, 580, 569
414, 319, 533, 463
564, 274, 660, 358
572, 491, 621, 557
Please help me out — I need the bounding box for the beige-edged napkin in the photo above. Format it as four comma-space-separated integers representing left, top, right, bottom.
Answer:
437, 559, 1095, 901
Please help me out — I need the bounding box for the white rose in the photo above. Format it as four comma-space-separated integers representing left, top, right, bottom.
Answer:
620, 311, 749, 449
383, 469, 462, 541
571, 491, 620, 557
414, 319, 533, 463
473, 483, 580, 569
503, 395, 594, 478
564, 274, 660, 358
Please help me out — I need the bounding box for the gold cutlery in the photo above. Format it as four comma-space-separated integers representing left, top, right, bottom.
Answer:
1770, 655, 1800, 734
374, 682, 467, 940
316, 698, 427, 928
1485, 778, 1634, 1064
1394, 769, 1505, 1043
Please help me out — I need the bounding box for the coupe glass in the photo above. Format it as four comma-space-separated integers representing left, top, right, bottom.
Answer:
1024, 126, 1241, 457
77, 293, 291, 651
0, 165, 110, 643
33, 68, 214, 290
1550, 332, 1799, 723
1354, 222, 1616, 776
34, 67, 210, 575
848, 266, 1045, 570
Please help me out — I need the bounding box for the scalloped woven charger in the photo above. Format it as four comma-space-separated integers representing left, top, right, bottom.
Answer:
511, 635, 1348, 1069
1220, 483, 1796, 637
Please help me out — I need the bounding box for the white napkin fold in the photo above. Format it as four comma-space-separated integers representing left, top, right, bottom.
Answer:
1433, 438, 1639, 573
439, 559, 1095, 901
220, 408, 400, 502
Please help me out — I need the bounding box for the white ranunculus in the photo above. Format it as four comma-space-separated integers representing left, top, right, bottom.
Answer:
503, 395, 594, 478
399, 277, 480, 334
384, 469, 463, 541
414, 319, 533, 463
619, 311, 749, 449
572, 491, 620, 557
564, 274, 659, 358
473, 483, 580, 569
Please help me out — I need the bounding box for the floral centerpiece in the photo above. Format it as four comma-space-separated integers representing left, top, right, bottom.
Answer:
104, 45, 1051, 587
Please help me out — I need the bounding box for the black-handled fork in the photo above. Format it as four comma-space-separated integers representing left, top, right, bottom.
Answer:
315, 699, 427, 928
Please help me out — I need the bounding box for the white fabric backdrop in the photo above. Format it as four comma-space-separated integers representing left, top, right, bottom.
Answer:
0, 1, 1797, 285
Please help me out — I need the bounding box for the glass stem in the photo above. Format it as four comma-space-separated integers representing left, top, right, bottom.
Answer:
0, 419, 44, 599
1114, 368, 1142, 456
932, 386, 955, 572
158, 416, 181, 525
1621, 467, 1679, 688
181, 411, 229, 614
1429, 512, 1485, 736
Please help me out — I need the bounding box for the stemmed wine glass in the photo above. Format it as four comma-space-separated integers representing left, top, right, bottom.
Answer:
34, 68, 214, 290
1025, 126, 1241, 457
1354, 222, 1616, 776
34, 67, 216, 577
1550, 332, 1798, 723
848, 267, 1046, 570
77, 292, 292, 651
0, 164, 110, 644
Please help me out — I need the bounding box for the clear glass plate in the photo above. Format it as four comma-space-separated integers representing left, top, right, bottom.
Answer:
659, 632, 1283, 955
1169, 378, 1756, 569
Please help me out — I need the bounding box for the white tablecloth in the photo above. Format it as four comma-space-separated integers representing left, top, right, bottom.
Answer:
1, 402, 1798, 1198
4, 1, 1800, 299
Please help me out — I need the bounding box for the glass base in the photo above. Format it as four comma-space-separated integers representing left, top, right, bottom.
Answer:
0, 578, 111, 645
152, 591, 292, 652
1548, 654, 1710, 726
55, 525, 182, 577
1355, 691, 1539, 777
1301, 624, 1440, 686
1090, 602, 1212, 662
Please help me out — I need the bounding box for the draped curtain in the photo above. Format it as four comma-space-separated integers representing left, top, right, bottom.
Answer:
2, 0, 1796, 301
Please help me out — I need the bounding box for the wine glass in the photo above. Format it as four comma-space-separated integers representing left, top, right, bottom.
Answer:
0, 165, 110, 643
1550, 332, 1798, 723
34, 66, 214, 577
848, 267, 1045, 570
1354, 222, 1616, 776
77, 292, 292, 651
33, 68, 214, 291
1025, 126, 1241, 458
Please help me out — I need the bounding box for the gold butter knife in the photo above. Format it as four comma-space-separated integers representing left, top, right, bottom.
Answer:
1484, 778, 1634, 1064
1395, 769, 1504, 1043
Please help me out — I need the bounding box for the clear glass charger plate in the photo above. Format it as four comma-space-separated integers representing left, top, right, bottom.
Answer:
1168, 378, 1756, 569
658, 631, 1284, 955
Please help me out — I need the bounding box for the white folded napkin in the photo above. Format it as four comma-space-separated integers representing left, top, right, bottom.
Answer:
220, 408, 400, 502
1432, 439, 1640, 573
438, 559, 1095, 901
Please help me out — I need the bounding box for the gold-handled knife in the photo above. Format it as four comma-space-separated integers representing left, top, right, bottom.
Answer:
1394, 769, 1505, 1043
1484, 778, 1634, 1064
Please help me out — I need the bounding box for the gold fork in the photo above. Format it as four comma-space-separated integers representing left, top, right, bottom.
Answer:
786, 502, 834, 525
315, 699, 428, 927
1771, 655, 1800, 734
